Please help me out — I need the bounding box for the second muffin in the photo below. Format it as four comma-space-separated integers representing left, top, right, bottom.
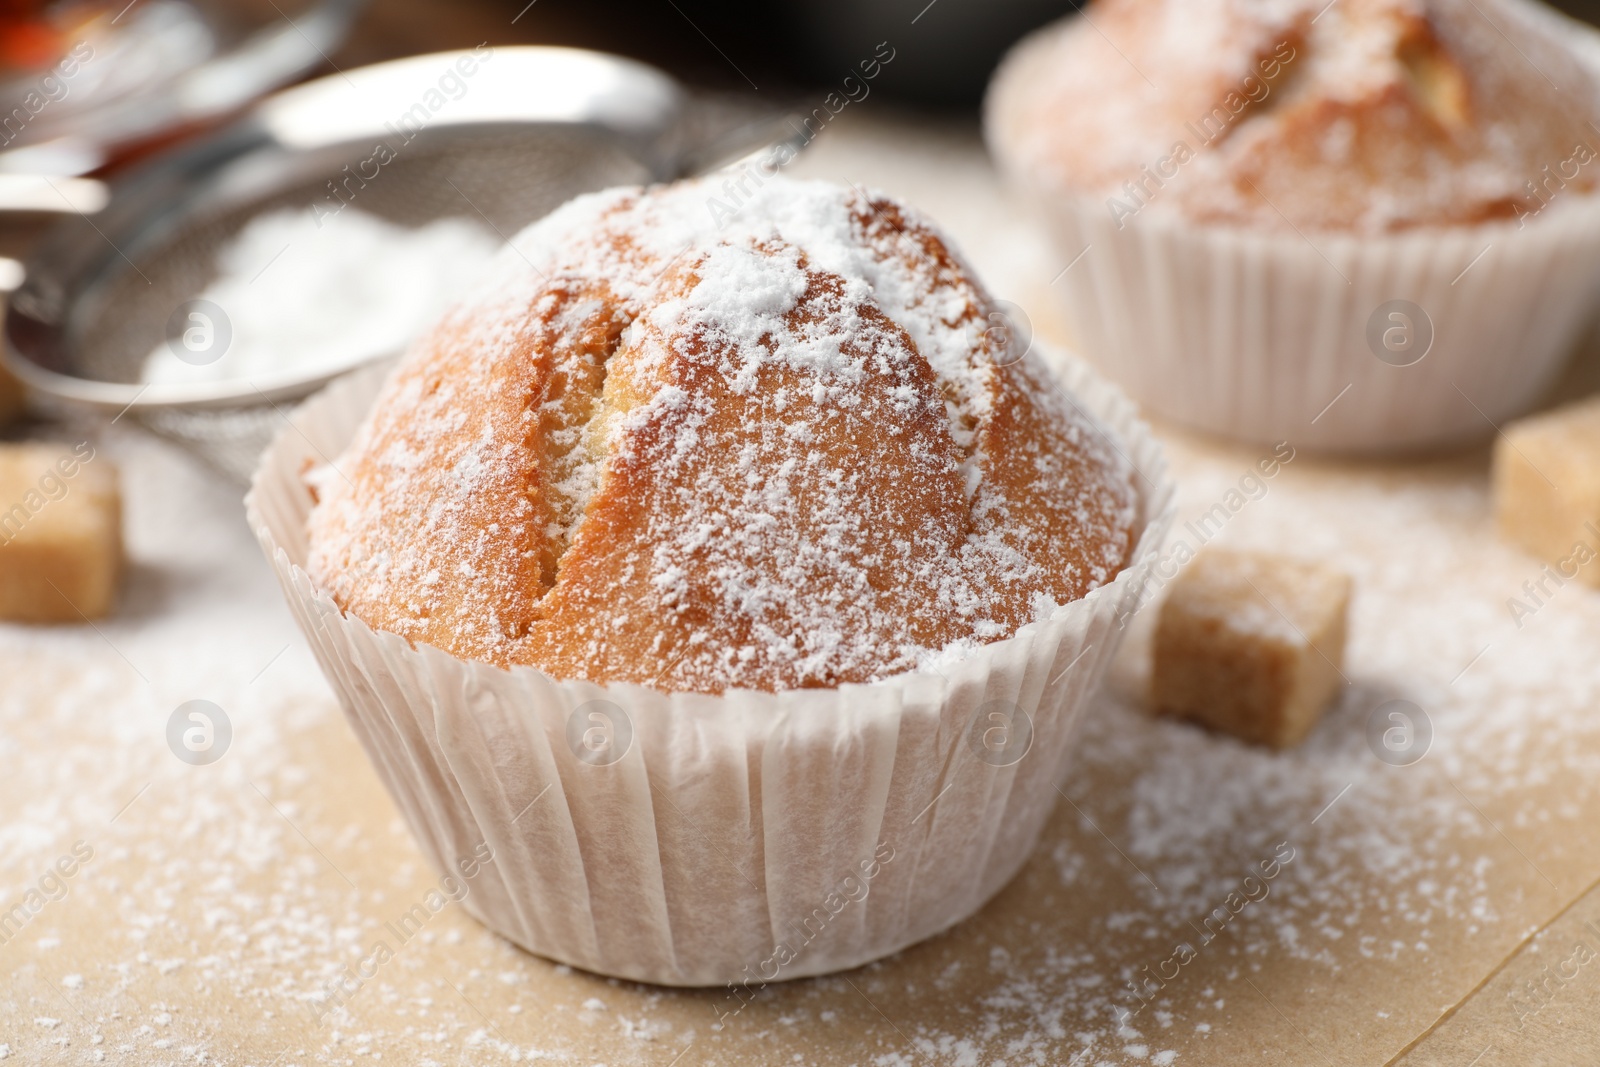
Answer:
988, 0, 1600, 452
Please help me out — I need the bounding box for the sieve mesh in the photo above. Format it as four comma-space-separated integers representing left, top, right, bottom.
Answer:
76, 127, 655, 483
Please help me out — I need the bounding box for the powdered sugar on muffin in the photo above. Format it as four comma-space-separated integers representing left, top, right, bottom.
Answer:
306, 177, 1137, 694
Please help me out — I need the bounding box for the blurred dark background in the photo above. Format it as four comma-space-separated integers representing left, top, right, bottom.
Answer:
0, 0, 1597, 145
333, 0, 1600, 106
333, 0, 1063, 106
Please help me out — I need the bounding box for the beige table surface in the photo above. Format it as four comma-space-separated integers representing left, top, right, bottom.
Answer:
5, 112, 1600, 1066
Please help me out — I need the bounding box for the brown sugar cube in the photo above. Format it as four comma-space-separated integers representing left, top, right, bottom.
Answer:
1494, 396, 1600, 587
0, 442, 121, 622
1153, 549, 1351, 749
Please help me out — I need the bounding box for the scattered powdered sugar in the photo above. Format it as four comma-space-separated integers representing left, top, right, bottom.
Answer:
141, 207, 500, 386
654, 241, 812, 357
494, 177, 1004, 408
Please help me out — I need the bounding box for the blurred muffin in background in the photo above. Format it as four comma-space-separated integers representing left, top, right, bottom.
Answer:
988, 0, 1600, 233
986, 0, 1600, 454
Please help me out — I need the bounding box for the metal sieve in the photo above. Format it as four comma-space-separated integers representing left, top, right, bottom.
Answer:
1, 46, 793, 483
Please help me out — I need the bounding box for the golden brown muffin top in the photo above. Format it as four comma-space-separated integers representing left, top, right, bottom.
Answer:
306, 177, 1137, 694
987, 0, 1600, 233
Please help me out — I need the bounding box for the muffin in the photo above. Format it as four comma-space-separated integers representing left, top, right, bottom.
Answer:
987, 0, 1600, 451
305, 179, 1137, 694
250, 175, 1173, 985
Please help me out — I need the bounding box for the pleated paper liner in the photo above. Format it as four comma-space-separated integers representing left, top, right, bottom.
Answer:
1023, 190, 1600, 453
246, 348, 1174, 987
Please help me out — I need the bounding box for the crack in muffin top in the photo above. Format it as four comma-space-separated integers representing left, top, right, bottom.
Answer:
306, 176, 1138, 694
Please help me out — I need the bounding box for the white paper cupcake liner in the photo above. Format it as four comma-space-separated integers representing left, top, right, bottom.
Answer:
1014, 191, 1600, 453
245, 350, 1174, 987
